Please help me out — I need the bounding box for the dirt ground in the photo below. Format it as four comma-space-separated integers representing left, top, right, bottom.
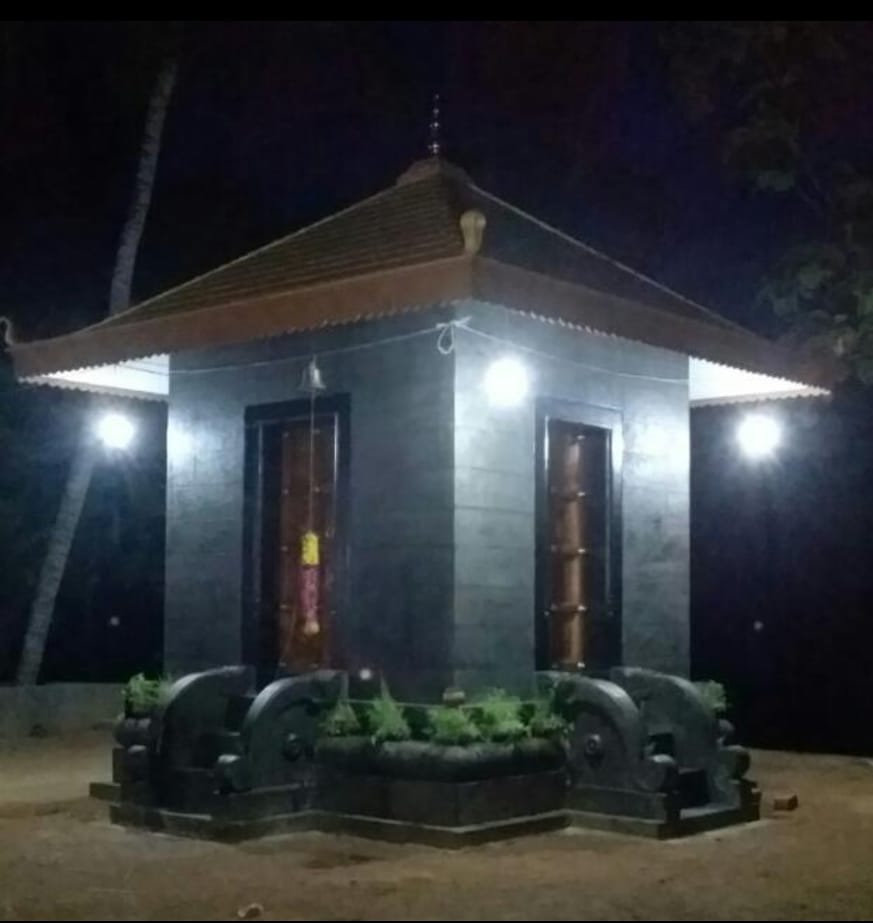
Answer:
1, 732, 873, 920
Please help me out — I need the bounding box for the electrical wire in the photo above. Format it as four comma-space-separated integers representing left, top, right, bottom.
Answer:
170, 317, 687, 385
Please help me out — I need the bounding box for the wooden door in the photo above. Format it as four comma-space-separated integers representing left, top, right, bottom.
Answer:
543, 420, 610, 670
276, 414, 337, 671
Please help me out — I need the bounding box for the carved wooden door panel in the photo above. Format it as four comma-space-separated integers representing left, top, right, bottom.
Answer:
276, 415, 337, 671
543, 420, 610, 670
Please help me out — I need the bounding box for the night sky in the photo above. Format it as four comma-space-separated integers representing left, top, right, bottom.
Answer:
3, 22, 873, 751
1, 22, 829, 337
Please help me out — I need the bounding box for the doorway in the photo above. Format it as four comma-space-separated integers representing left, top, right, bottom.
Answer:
243, 396, 348, 680
535, 401, 622, 672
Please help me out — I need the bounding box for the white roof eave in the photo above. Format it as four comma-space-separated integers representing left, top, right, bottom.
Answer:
25, 354, 169, 401
689, 357, 828, 406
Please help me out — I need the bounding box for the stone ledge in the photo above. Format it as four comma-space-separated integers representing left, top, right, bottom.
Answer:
110, 803, 569, 848
0, 684, 122, 737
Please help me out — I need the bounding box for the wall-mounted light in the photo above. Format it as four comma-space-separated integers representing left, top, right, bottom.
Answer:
95, 412, 136, 451
736, 411, 782, 459
483, 356, 529, 407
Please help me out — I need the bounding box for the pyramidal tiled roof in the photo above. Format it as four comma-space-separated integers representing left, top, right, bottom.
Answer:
10, 157, 825, 386
105, 160, 468, 326
97, 156, 738, 333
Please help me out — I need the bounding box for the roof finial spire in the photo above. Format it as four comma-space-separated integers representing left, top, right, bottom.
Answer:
428, 93, 441, 157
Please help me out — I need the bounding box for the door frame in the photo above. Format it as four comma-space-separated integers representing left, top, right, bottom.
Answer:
534, 397, 623, 673
242, 394, 350, 683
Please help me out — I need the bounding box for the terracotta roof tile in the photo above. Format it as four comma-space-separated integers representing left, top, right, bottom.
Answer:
11, 156, 828, 388
94, 156, 735, 334
103, 166, 464, 326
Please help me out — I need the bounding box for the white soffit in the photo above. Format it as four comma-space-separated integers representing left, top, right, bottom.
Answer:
689, 357, 828, 406
31, 355, 169, 400
27, 354, 826, 406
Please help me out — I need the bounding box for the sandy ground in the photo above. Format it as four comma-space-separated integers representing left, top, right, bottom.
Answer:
1, 732, 873, 921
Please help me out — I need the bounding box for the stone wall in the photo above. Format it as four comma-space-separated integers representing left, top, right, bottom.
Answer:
0, 683, 122, 736
165, 308, 457, 697
452, 302, 689, 690
163, 300, 690, 699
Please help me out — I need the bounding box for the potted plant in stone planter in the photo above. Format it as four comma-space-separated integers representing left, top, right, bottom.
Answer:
694, 679, 738, 747
316, 677, 371, 771
116, 673, 172, 748
391, 688, 566, 781
694, 680, 728, 717
363, 689, 487, 780
316, 682, 569, 832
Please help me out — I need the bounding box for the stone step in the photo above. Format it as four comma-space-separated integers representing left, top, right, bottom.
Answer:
678, 767, 709, 808
164, 767, 216, 812
675, 801, 758, 837
90, 781, 120, 804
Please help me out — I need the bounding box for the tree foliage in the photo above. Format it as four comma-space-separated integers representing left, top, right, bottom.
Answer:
662, 21, 873, 381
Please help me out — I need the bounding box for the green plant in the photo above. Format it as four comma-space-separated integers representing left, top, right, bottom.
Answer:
365, 682, 411, 743
527, 691, 571, 740
320, 672, 364, 737
123, 673, 172, 715
473, 688, 528, 742
321, 700, 363, 737
695, 680, 729, 713
426, 705, 483, 746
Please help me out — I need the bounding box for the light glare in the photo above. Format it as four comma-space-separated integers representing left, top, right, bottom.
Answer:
95, 412, 136, 450
167, 422, 193, 463
736, 412, 781, 459
483, 356, 529, 407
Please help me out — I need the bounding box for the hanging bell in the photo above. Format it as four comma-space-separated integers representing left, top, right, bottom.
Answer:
299, 357, 326, 393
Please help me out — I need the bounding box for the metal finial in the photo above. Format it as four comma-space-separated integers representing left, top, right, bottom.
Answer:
428, 93, 441, 157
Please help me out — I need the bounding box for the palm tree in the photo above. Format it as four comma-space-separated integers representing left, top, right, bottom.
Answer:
16, 51, 178, 685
